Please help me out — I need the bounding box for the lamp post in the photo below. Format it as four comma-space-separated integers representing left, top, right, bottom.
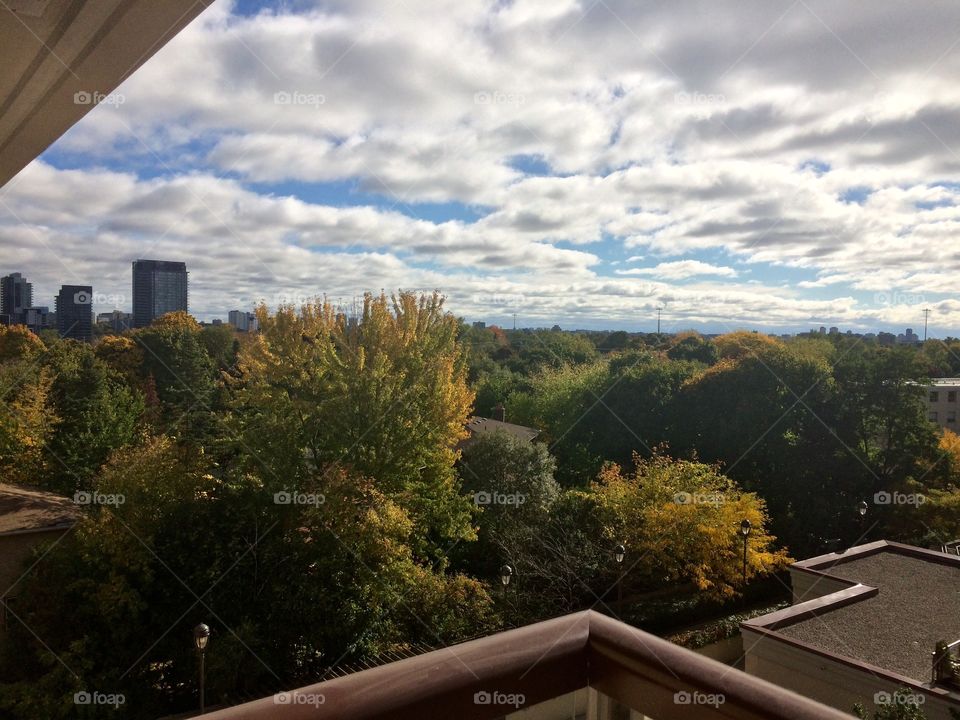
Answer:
614, 543, 625, 612
193, 623, 210, 714
499, 564, 514, 626
858, 500, 868, 543
739, 519, 752, 588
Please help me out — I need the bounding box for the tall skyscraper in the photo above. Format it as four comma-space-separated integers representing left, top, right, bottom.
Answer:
228, 310, 258, 332
55, 285, 93, 342
1, 272, 33, 325
132, 259, 188, 328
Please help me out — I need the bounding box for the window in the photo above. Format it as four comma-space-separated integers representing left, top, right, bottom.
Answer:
949, 411, 957, 423
930, 411, 939, 422
950, 391, 957, 403
931, 391, 940, 402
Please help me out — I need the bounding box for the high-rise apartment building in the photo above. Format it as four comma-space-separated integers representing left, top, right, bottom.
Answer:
228, 310, 258, 332
1, 272, 33, 325
55, 285, 93, 342
132, 260, 188, 328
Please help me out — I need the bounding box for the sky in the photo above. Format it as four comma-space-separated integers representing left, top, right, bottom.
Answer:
3, 0, 960, 334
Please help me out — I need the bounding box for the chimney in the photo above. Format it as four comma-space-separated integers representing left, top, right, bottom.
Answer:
492, 403, 506, 422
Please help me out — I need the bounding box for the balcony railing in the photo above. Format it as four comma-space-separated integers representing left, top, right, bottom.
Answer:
202, 610, 850, 719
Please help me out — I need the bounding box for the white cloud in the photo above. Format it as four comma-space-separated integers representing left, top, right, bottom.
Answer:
616, 260, 738, 280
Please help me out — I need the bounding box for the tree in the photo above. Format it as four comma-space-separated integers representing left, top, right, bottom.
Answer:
0, 324, 44, 363
230, 292, 476, 558
0, 364, 57, 486
667, 332, 718, 365
0, 435, 495, 718
42, 340, 144, 493
591, 452, 791, 600
457, 430, 560, 579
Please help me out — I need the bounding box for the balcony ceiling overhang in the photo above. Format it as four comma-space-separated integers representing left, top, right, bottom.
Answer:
0, 0, 211, 189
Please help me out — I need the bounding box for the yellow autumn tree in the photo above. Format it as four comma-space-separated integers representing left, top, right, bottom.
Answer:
94, 334, 145, 385
0, 365, 58, 485
713, 330, 784, 360
231, 291, 476, 556
592, 451, 791, 599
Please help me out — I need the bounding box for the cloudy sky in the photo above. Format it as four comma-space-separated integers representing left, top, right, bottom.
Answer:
4, 0, 960, 334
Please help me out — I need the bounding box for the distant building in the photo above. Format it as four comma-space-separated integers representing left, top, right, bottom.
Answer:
0, 272, 32, 325
819, 326, 826, 334
55, 285, 93, 342
24, 306, 50, 334
96, 310, 133, 333
472, 321, 486, 329
925, 379, 960, 429
132, 259, 188, 328
828, 326, 839, 335
228, 310, 258, 332
897, 328, 920, 345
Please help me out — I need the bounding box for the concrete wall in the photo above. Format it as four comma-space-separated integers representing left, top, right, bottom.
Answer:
743, 628, 959, 720
789, 568, 852, 603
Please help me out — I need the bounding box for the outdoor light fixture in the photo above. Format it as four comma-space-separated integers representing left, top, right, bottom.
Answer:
614, 544, 626, 564
193, 623, 210, 651
739, 519, 751, 588
193, 623, 210, 714
499, 564, 513, 587
858, 501, 868, 517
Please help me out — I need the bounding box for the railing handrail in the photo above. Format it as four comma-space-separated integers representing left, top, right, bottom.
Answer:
202, 610, 851, 720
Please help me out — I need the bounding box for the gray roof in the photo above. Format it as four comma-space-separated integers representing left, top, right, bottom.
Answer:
457, 416, 540, 450
0, 482, 79, 535
777, 549, 960, 682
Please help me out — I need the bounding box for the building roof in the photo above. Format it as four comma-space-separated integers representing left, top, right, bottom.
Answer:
458, 416, 540, 450
929, 378, 960, 386
0, 482, 79, 535
745, 541, 960, 687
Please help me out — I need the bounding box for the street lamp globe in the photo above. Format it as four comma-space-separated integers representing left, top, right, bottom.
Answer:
499, 564, 513, 587
614, 544, 626, 564
858, 501, 868, 517
740, 519, 752, 537
193, 623, 210, 652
